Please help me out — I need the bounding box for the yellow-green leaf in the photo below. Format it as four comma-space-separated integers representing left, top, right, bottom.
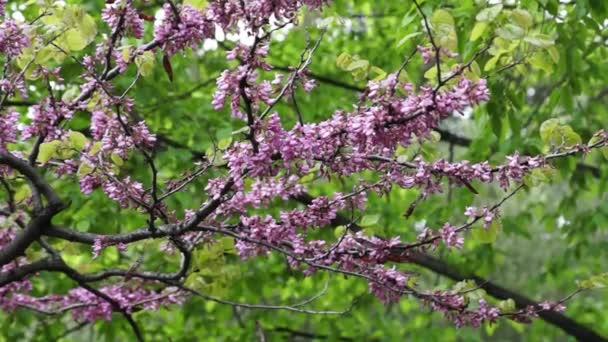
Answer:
523, 167, 555, 187
524, 33, 555, 47
135, 51, 156, 77
37, 141, 61, 163
577, 273, 608, 289
588, 134, 608, 159
472, 219, 502, 244
547, 46, 560, 63
484, 55, 499, 71
185, 0, 207, 9
88, 141, 103, 155
470, 22, 488, 41
431, 9, 455, 27
336, 52, 352, 69
496, 24, 525, 40
67, 131, 88, 151
370, 66, 387, 81
217, 137, 233, 150
110, 153, 124, 166
397, 32, 423, 47
476, 5, 503, 22
345, 59, 369, 72
509, 9, 533, 29
497, 299, 516, 312
334, 225, 346, 238
77, 162, 93, 177
431, 9, 457, 50
360, 214, 380, 227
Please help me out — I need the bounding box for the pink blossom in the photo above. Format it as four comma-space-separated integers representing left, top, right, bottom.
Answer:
440, 223, 464, 249
0, 109, 19, 150
102, 177, 146, 208
154, 4, 213, 56
102, 1, 144, 39
0, 20, 29, 58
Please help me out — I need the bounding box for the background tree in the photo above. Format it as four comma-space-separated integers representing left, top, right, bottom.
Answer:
0, 0, 607, 341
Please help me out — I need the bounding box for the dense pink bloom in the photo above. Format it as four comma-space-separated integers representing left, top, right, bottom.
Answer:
154, 3, 213, 56
440, 223, 464, 249
368, 266, 409, 304
0, 20, 29, 58
0, 109, 19, 150
21, 100, 73, 140
79, 173, 103, 194
102, 1, 144, 38
91, 109, 156, 157
102, 177, 146, 208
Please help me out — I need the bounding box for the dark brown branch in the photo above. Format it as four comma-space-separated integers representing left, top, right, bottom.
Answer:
293, 193, 607, 342
406, 252, 607, 342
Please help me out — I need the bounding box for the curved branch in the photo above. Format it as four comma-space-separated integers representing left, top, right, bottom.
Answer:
294, 193, 607, 342
406, 252, 607, 342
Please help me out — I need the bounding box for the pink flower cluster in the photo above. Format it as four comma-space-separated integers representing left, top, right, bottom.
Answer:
102, 1, 144, 39
0, 108, 19, 151
439, 223, 464, 249
0, 19, 29, 58
102, 176, 146, 209
1, 283, 185, 322
21, 99, 74, 141
91, 108, 156, 158
154, 3, 213, 56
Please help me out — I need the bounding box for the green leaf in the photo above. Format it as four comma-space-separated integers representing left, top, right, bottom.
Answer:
547, 46, 560, 63
485, 322, 499, 336
496, 24, 526, 40
336, 52, 353, 69
540, 119, 561, 142
369, 66, 387, 81
431, 9, 457, 50
67, 131, 88, 151
472, 219, 502, 244
540, 119, 581, 147
397, 32, 423, 47
232, 126, 250, 136
334, 225, 346, 238
135, 51, 156, 77
110, 153, 124, 167
77, 162, 93, 177
431, 9, 455, 27
497, 298, 516, 312
470, 22, 488, 41
523, 167, 555, 187
530, 52, 554, 73
524, 33, 555, 47
476, 5, 503, 22
577, 273, 608, 289
89, 141, 103, 155
588, 134, 608, 159
184, 0, 207, 9
484, 56, 499, 71
345, 59, 369, 72
62, 29, 89, 51
468, 61, 482, 79
360, 214, 380, 227
34, 45, 59, 64
61, 86, 81, 102
217, 137, 233, 150
37, 141, 61, 164
509, 9, 533, 29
